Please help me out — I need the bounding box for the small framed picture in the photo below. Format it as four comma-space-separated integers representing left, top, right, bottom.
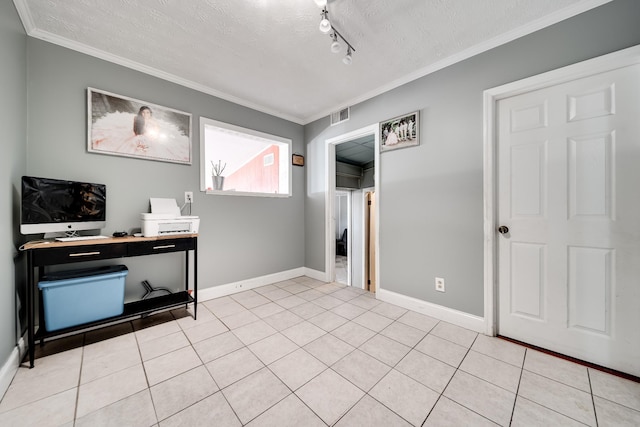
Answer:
292, 154, 305, 166
380, 111, 419, 153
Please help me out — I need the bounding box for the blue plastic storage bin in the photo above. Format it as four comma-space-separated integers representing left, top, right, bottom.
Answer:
38, 265, 128, 331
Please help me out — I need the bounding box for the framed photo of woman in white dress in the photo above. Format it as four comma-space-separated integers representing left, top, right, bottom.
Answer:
87, 88, 192, 165
380, 111, 419, 153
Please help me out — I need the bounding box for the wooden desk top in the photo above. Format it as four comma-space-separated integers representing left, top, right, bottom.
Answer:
22, 234, 198, 251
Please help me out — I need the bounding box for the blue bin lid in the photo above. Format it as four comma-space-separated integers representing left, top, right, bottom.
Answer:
41, 265, 128, 282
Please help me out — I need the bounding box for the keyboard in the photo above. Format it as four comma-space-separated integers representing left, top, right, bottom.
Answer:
55, 235, 109, 242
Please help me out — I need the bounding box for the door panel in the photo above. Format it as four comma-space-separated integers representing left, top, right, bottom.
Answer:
498, 63, 640, 376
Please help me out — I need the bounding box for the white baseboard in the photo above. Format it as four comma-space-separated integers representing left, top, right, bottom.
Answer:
197, 267, 308, 302
0, 337, 25, 401
303, 267, 326, 282
377, 288, 485, 333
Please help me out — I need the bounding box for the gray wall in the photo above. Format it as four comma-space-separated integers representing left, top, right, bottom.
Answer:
0, 1, 27, 368
23, 39, 305, 298
304, 0, 640, 317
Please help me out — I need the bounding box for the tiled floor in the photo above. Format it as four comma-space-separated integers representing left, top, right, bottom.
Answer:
1, 276, 639, 426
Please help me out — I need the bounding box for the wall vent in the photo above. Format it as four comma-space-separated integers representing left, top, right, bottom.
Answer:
330, 107, 350, 126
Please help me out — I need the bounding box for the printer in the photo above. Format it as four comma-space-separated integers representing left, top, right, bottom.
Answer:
141, 198, 200, 237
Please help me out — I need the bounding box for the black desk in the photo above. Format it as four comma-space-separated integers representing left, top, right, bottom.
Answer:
23, 235, 197, 367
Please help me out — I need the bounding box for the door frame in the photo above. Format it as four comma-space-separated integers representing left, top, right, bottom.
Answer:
335, 190, 352, 286
483, 44, 640, 337
325, 124, 380, 287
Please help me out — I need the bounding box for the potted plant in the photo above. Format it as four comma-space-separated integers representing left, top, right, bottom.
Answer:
211, 160, 226, 191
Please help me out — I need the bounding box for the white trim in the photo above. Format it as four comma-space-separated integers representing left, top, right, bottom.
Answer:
197, 267, 307, 301
325, 125, 380, 288
0, 338, 25, 401
303, 267, 326, 282
483, 44, 640, 338
377, 289, 485, 334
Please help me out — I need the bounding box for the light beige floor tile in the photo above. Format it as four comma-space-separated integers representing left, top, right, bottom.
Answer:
0, 388, 76, 426
331, 322, 377, 347
280, 283, 312, 294
159, 391, 240, 427
308, 310, 349, 331
81, 342, 142, 384
336, 394, 411, 427
333, 349, 391, 392
352, 311, 394, 332
359, 334, 411, 367
369, 369, 439, 426
232, 292, 270, 309
84, 333, 137, 361
262, 310, 304, 331
248, 332, 299, 365
396, 311, 439, 332
269, 348, 327, 390
518, 370, 596, 426
594, 395, 640, 426
253, 284, 280, 295
424, 396, 499, 427
171, 304, 215, 330
511, 396, 586, 427
415, 333, 468, 368
315, 283, 344, 294
276, 295, 307, 309
396, 350, 456, 393
370, 302, 408, 320
150, 365, 218, 421
296, 369, 365, 425
304, 333, 355, 365
246, 393, 325, 427
330, 288, 360, 302
203, 297, 245, 318
232, 319, 277, 345
222, 368, 290, 424
76, 364, 148, 418
250, 301, 286, 318
443, 370, 516, 426
349, 295, 381, 310
219, 310, 259, 330
430, 322, 478, 348
296, 289, 325, 302
310, 294, 343, 310
144, 346, 202, 386
289, 301, 326, 319
260, 288, 293, 302
0, 350, 81, 413
282, 321, 326, 346
134, 320, 181, 345
206, 347, 264, 389
192, 330, 244, 363
330, 302, 367, 320
590, 368, 640, 411
460, 350, 522, 393
182, 317, 228, 343
524, 349, 590, 392
138, 330, 190, 361
471, 334, 526, 367
75, 389, 157, 427
380, 321, 427, 347
32, 333, 84, 360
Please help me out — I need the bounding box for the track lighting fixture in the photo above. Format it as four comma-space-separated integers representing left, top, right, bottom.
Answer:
314, 2, 355, 65
330, 33, 341, 53
342, 46, 353, 65
319, 8, 331, 34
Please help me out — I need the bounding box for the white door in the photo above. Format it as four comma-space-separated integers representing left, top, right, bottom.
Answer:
497, 63, 640, 376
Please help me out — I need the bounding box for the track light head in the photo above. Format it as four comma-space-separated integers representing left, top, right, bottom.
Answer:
313, 0, 327, 7
343, 47, 353, 65
330, 33, 341, 53
319, 8, 331, 33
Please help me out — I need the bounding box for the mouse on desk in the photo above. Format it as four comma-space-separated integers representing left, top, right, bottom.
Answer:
112, 231, 128, 238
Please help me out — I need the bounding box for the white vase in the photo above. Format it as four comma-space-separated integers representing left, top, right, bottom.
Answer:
212, 176, 224, 191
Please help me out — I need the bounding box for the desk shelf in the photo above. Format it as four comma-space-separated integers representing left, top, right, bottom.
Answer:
24, 235, 198, 367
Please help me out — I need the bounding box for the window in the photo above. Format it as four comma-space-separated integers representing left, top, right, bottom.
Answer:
200, 117, 292, 197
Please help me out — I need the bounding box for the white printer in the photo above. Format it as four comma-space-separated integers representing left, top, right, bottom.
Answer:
141, 198, 200, 237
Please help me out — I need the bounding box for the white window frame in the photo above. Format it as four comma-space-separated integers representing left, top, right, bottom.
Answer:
199, 117, 292, 198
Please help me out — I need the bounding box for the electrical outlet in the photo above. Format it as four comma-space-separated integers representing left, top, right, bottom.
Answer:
184, 191, 193, 204
435, 277, 445, 292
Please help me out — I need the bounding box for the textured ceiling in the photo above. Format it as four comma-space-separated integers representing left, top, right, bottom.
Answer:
14, 0, 608, 124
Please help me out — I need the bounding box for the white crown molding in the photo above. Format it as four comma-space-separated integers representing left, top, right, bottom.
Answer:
303, 0, 613, 125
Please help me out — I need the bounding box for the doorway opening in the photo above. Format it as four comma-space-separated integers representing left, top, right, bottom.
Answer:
325, 124, 380, 292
